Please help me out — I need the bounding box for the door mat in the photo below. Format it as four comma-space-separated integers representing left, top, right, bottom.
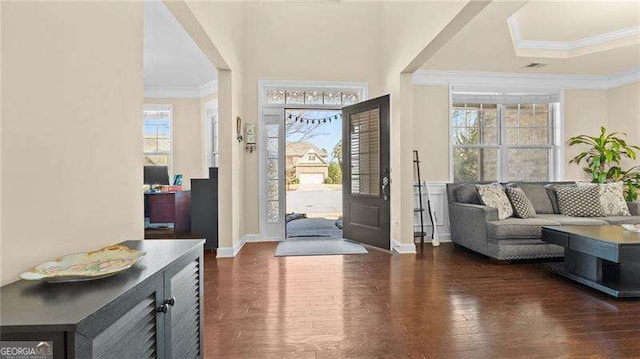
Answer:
275, 238, 368, 257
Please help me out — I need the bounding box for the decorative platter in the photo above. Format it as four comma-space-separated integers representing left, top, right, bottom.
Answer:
621, 224, 640, 234
20, 245, 146, 282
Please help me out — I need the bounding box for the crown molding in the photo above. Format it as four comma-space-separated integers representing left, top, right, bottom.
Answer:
508, 14, 640, 51
144, 79, 218, 99
198, 79, 218, 98
413, 66, 640, 91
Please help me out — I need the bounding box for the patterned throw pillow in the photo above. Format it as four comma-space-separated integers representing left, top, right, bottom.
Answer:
555, 185, 605, 217
545, 183, 577, 214
577, 182, 630, 216
476, 183, 513, 220
505, 187, 537, 218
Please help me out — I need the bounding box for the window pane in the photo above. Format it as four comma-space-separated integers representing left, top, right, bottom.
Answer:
452, 104, 498, 145
143, 107, 171, 171
143, 139, 157, 153
144, 155, 169, 166
507, 148, 550, 181
157, 139, 170, 152
519, 109, 534, 127
453, 147, 498, 182
143, 124, 157, 137
285, 91, 304, 104
534, 111, 549, 127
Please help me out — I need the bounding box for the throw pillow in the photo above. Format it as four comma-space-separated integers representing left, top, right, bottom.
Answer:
476, 183, 513, 220
505, 187, 537, 218
545, 183, 577, 214
555, 185, 605, 217
577, 182, 630, 216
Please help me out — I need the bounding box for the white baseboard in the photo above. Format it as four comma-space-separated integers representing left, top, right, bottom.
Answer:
391, 239, 417, 254
216, 236, 247, 258
216, 234, 284, 258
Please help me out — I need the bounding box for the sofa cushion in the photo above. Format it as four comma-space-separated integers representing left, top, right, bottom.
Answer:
536, 214, 608, 226
505, 187, 536, 218
545, 183, 577, 214
477, 183, 513, 220
455, 184, 482, 204
486, 217, 561, 239
510, 183, 555, 214
555, 185, 605, 217
601, 216, 640, 225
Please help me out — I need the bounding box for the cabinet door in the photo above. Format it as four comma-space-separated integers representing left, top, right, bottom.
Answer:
163, 253, 203, 358
78, 275, 166, 359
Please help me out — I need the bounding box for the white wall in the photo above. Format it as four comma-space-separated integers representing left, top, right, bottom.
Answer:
1, 2, 144, 284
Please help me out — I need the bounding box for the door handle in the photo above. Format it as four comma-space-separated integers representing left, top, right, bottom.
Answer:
381, 174, 390, 201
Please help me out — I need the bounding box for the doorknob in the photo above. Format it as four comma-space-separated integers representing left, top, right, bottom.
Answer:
164, 297, 176, 306
381, 169, 390, 201
157, 304, 168, 313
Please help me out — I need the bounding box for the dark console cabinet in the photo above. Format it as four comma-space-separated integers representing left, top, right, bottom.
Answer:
191, 167, 218, 250
0, 240, 204, 359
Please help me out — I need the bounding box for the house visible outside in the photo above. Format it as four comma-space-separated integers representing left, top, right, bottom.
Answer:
286, 142, 329, 184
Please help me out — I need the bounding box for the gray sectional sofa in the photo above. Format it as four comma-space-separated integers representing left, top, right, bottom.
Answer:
446, 182, 640, 261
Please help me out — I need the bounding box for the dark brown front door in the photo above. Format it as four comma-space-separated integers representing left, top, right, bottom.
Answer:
342, 95, 390, 250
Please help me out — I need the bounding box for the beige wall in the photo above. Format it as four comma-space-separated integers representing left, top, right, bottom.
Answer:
563, 89, 610, 180
240, 2, 385, 235
608, 82, 640, 169
144, 98, 207, 189
413, 85, 450, 182
1, 2, 144, 284
412, 83, 640, 183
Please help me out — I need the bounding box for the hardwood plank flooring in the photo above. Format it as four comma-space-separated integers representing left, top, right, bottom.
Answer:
203, 242, 640, 358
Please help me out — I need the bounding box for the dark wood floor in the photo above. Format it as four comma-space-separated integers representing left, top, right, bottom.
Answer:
202, 242, 640, 358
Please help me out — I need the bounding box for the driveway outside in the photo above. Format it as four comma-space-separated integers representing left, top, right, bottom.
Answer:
286, 183, 342, 219
286, 183, 343, 238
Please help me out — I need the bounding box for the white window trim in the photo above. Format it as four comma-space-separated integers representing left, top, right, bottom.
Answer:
143, 104, 173, 178
448, 87, 565, 182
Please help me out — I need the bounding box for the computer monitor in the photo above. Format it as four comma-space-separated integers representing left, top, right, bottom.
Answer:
144, 166, 170, 185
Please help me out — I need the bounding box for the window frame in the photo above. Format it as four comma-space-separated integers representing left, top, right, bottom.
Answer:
449, 100, 559, 183
143, 104, 173, 175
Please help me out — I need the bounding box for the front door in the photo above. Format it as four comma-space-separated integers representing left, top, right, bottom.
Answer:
342, 95, 390, 250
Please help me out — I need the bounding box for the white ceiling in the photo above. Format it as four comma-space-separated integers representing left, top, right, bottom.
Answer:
422, 1, 640, 75
144, 1, 216, 89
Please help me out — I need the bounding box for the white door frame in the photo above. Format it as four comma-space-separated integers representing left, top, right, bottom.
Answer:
258, 80, 368, 241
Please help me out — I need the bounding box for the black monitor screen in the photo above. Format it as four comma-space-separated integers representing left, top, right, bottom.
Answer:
144, 166, 169, 185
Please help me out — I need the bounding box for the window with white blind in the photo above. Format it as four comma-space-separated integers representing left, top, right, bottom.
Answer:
451, 93, 559, 182
143, 105, 172, 169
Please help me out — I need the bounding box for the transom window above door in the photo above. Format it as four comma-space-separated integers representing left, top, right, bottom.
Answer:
450, 93, 560, 183
266, 89, 361, 106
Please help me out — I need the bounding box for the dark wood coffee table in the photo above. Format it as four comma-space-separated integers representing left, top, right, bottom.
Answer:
542, 225, 640, 298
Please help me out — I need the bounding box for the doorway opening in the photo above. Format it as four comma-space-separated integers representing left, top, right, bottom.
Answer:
285, 108, 343, 239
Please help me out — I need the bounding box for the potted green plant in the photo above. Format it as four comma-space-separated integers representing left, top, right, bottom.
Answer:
568, 126, 640, 201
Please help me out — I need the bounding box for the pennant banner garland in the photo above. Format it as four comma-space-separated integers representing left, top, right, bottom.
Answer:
287, 113, 342, 124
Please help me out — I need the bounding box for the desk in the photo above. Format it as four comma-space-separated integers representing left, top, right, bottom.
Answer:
144, 191, 191, 233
